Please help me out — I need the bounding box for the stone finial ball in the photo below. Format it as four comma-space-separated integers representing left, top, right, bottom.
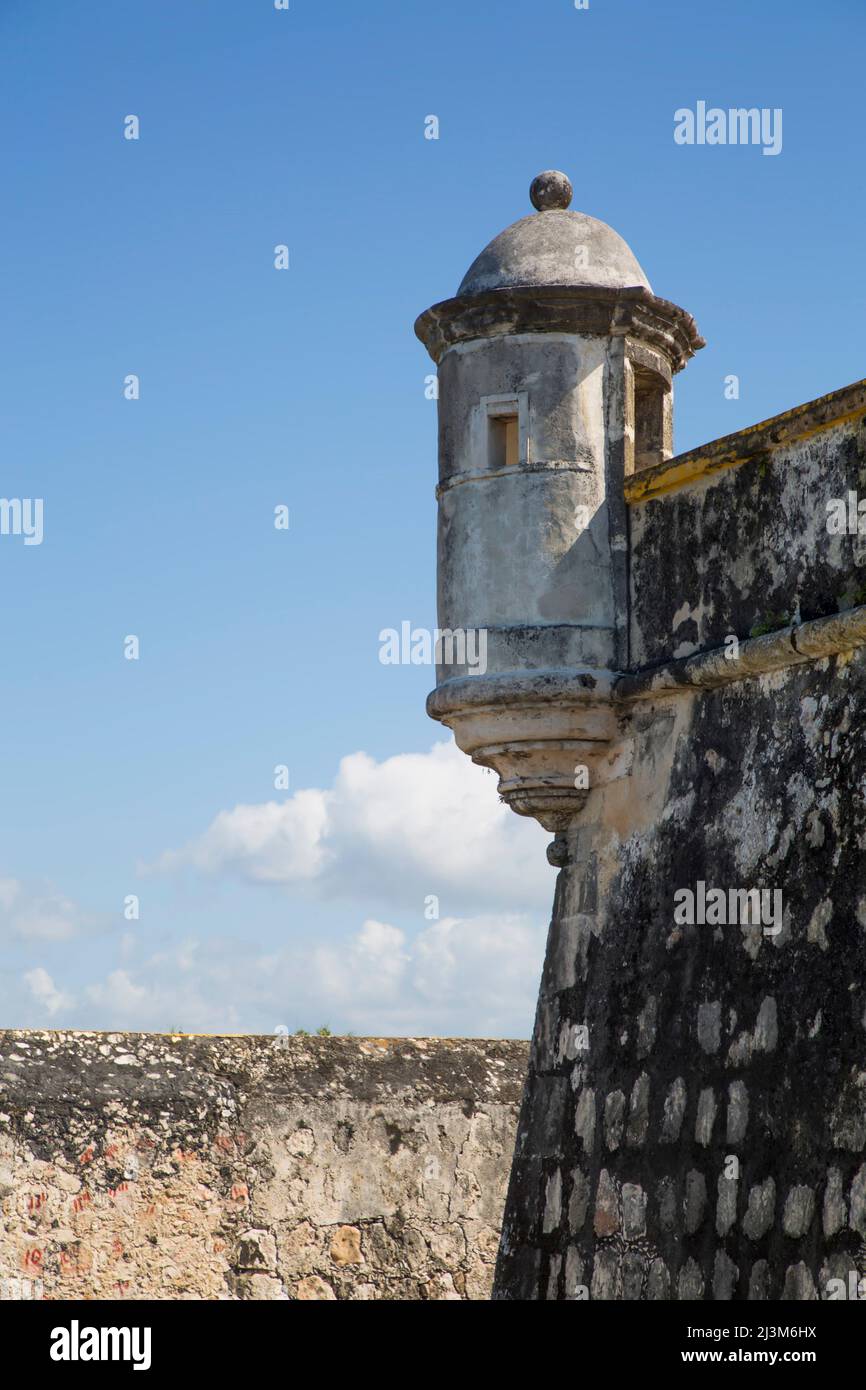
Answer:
530, 170, 573, 212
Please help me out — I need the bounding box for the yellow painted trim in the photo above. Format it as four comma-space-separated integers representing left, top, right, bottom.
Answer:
625, 449, 741, 502
625, 398, 866, 504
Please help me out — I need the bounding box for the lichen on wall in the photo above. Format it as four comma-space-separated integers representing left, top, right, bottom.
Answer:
495, 648, 866, 1299
629, 408, 866, 667
0, 1032, 527, 1301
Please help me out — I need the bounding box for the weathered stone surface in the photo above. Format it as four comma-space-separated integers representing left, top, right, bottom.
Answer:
593, 1168, 620, 1238
493, 629, 866, 1298
603, 1090, 626, 1151
329, 1226, 362, 1267
626, 1073, 650, 1147
542, 1169, 563, 1234
678, 1258, 704, 1300
716, 1173, 739, 1238
636, 996, 658, 1059
647, 1257, 670, 1300
684, 1170, 707, 1235
749, 1261, 770, 1301
457, 206, 652, 298
628, 392, 866, 666
848, 1163, 866, 1237
658, 1176, 677, 1233
782, 1263, 817, 1301
235, 1228, 277, 1272
661, 1078, 687, 1142
822, 1168, 847, 1237
713, 1250, 739, 1301
567, 1169, 590, 1233
782, 1186, 815, 1240
590, 1246, 621, 1301
697, 1001, 722, 1055
726, 1081, 749, 1146
743, 1180, 777, 1242
564, 1245, 585, 1299
622, 1183, 647, 1239
695, 1088, 718, 1147
0, 1031, 526, 1301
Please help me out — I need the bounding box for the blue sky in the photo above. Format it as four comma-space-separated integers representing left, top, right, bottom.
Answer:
0, 0, 863, 1036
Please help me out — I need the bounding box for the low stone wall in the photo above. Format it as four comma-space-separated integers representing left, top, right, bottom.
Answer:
0, 1031, 527, 1301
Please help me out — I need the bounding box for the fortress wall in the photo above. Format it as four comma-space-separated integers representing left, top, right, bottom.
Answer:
629, 401, 866, 666
0, 1031, 527, 1301
496, 646, 866, 1299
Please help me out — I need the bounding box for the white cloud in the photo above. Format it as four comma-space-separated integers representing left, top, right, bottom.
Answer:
68, 909, 545, 1039
156, 789, 330, 884
0, 878, 92, 942
153, 739, 550, 914
0, 877, 20, 911
24, 966, 73, 1016
1, 741, 553, 1038
310, 919, 411, 1008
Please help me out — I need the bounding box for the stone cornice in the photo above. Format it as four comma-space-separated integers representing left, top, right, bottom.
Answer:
426, 607, 866, 830
427, 668, 623, 830
429, 604, 866, 723
427, 667, 617, 718
414, 285, 705, 371
625, 377, 866, 504
615, 604, 866, 700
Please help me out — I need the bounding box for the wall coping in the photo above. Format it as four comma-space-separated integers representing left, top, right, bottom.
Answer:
0, 1031, 529, 1109
625, 376, 866, 504
616, 603, 866, 700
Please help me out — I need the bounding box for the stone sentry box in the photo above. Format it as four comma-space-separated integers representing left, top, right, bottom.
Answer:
416, 170, 702, 829
416, 172, 866, 1300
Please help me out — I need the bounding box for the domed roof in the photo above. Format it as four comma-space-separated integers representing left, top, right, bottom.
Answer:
457, 170, 652, 298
